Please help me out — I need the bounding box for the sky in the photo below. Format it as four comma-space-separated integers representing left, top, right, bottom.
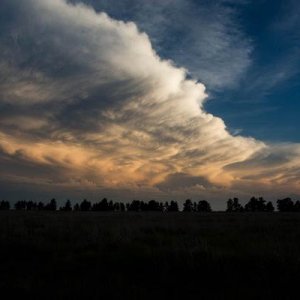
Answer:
0, 0, 299, 209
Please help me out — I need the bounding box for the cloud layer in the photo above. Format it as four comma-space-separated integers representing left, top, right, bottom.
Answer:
0, 0, 299, 205
69, 0, 252, 90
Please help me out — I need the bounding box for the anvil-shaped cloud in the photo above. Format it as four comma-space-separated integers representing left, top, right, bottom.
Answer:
0, 0, 299, 205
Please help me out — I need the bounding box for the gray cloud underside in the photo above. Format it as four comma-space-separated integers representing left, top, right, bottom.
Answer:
0, 0, 299, 202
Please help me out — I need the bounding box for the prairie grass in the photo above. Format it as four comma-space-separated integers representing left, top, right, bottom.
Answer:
0, 212, 299, 299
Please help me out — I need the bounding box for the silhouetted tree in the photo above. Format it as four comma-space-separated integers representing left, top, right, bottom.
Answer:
120, 203, 125, 212
26, 201, 37, 211
183, 199, 193, 212
92, 198, 110, 211
0, 200, 10, 210
277, 198, 294, 212
233, 198, 243, 212
80, 199, 91, 211
258, 197, 267, 211
168, 201, 179, 212
245, 197, 266, 212
45, 199, 57, 211
61, 200, 72, 211
148, 200, 160, 211
266, 201, 274, 212
140, 201, 147, 211
100, 198, 109, 211
14, 201, 27, 210
127, 200, 141, 212
108, 200, 114, 211
92, 202, 100, 211
37, 202, 45, 211
226, 198, 234, 212
113, 202, 120, 212
197, 200, 212, 212
227, 198, 243, 212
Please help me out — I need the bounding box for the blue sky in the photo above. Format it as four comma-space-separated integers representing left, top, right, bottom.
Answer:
208, 0, 300, 142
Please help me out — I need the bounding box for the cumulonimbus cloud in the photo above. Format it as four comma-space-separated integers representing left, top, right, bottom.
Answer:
0, 0, 299, 202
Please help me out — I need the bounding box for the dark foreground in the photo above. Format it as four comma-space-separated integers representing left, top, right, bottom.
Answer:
0, 212, 300, 299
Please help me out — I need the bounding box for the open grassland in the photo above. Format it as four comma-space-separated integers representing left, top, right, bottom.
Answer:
0, 212, 299, 299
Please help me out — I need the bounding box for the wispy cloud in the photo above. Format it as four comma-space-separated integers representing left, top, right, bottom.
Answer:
68, 0, 253, 90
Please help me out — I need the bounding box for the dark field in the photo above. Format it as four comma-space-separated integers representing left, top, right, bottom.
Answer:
1, 212, 300, 299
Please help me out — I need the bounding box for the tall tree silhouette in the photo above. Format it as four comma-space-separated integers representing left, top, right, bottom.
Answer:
266, 201, 274, 212
226, 198, 234, 212
233, 198, 243, 212
168, 201, 179, 212
80, 199, 91, 211
197, 200, 212, 212
45, 199, 57, 211
147, 200, 160, 212
127, 200, 141, 212
120, 203, 125, 212
245, 197, 267, 212
113, 202, 120, 212
92, 198, 110, 211
60, 200, 72, 211
183, 199, 193, 212
108, 200, 114, 211
277, 198, 295, 212
0, 200, 10, 210
37, 202, 45, 211
227, 198, 243, 212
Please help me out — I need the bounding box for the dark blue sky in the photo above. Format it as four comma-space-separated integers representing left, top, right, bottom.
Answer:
207, 0, 300, 142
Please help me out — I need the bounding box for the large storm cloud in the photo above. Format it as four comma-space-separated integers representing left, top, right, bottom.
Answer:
0, 0, 299, 205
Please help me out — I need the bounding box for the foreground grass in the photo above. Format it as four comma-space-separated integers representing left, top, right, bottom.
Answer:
0, 212, 299, 299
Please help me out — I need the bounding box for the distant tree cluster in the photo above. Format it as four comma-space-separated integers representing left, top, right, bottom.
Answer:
183, 199, 212, 212
226, 197, 274, 212
72, 198, 126, 212
1, 197, 300, 213
1, 198, 179, 212
123, 200, 180, 212
14, 199, 57, 211
71, 199, 180, 212
277, 198, 300, 212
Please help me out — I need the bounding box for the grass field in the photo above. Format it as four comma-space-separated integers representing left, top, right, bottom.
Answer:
0, 212, 299, 299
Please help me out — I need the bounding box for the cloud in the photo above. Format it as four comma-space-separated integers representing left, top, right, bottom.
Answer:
156, 173, 214, 191
0, 0, 299, 205
68, 0, 252, 90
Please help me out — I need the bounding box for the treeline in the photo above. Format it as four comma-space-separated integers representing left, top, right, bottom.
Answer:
226, 197, 274, 212
226, 197, 300, 212
0, 197, 300, 212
